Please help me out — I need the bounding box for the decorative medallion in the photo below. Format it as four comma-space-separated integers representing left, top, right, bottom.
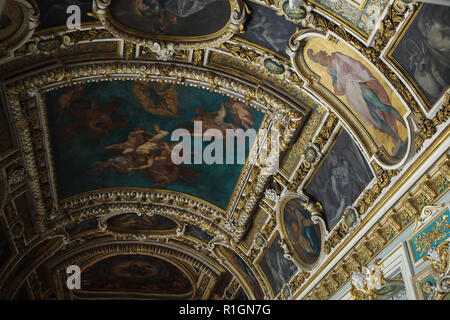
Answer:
276, 193, 326, 271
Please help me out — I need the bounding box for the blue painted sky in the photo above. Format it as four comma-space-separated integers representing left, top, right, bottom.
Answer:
46, 81, 264, 209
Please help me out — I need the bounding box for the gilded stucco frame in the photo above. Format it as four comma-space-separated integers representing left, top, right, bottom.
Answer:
287, 28, 415, 168
48, 241, 226, 299
97, 210, 184, 239
4, 57, 307, 245
0, 0, 39, 62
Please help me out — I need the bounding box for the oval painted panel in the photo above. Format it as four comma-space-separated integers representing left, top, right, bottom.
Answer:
282, 197, 321, 268
109, 0, 232, 37
264, 58, 285, 74
37, 37, 63, 52
304, 38, 409, 160
106, 213, 177, 233
281, 1, 307, 21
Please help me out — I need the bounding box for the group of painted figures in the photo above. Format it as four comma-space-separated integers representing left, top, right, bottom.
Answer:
54, 82, 255, 188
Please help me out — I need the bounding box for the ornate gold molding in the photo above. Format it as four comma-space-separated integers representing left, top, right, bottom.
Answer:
4, 60, 308, 241
302, 151, 449, 300
0, 0, 39, 61
49, 241, 223, 299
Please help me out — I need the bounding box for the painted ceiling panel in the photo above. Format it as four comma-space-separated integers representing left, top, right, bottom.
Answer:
78, 254, 193, 298
258, 233, 298, 297
45, 81, 264, 209
106, 212, 178, 232
238, 1, 297, 57
0, 0, 448, 302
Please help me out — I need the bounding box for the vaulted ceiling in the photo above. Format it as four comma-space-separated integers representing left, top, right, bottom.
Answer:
0, 0, 448, 300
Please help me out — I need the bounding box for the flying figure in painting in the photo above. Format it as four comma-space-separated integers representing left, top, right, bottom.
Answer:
307, 49, 407, 157
91, 124, 199, 187
180, 99, 255, 138
92, 124, 169, 174
192, 103, 237, 133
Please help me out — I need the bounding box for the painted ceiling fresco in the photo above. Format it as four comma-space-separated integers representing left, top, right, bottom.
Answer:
45, 81, 264, 209
0, 0, 449, 303
258, 234, 298, 297
306, 130, 374, 230
239, 1, 297, 57
106, 213, 178, 233
279, 197, 321, 269
79, 255, 193, 298
391, 4, 450, 105
304, 38, 409, 160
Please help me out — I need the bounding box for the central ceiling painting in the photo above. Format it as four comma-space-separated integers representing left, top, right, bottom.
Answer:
109, 0, 231, 36
45, 81, 264, 209
78, 254, 193, 298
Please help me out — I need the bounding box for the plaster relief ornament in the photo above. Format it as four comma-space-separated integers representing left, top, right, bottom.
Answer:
424, 241, 450, 294
0, 0, 39, 61
264, 188, 280, 204
287, 30, 413, 167
412, 203, 446, 232
350, 259, 385, 300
